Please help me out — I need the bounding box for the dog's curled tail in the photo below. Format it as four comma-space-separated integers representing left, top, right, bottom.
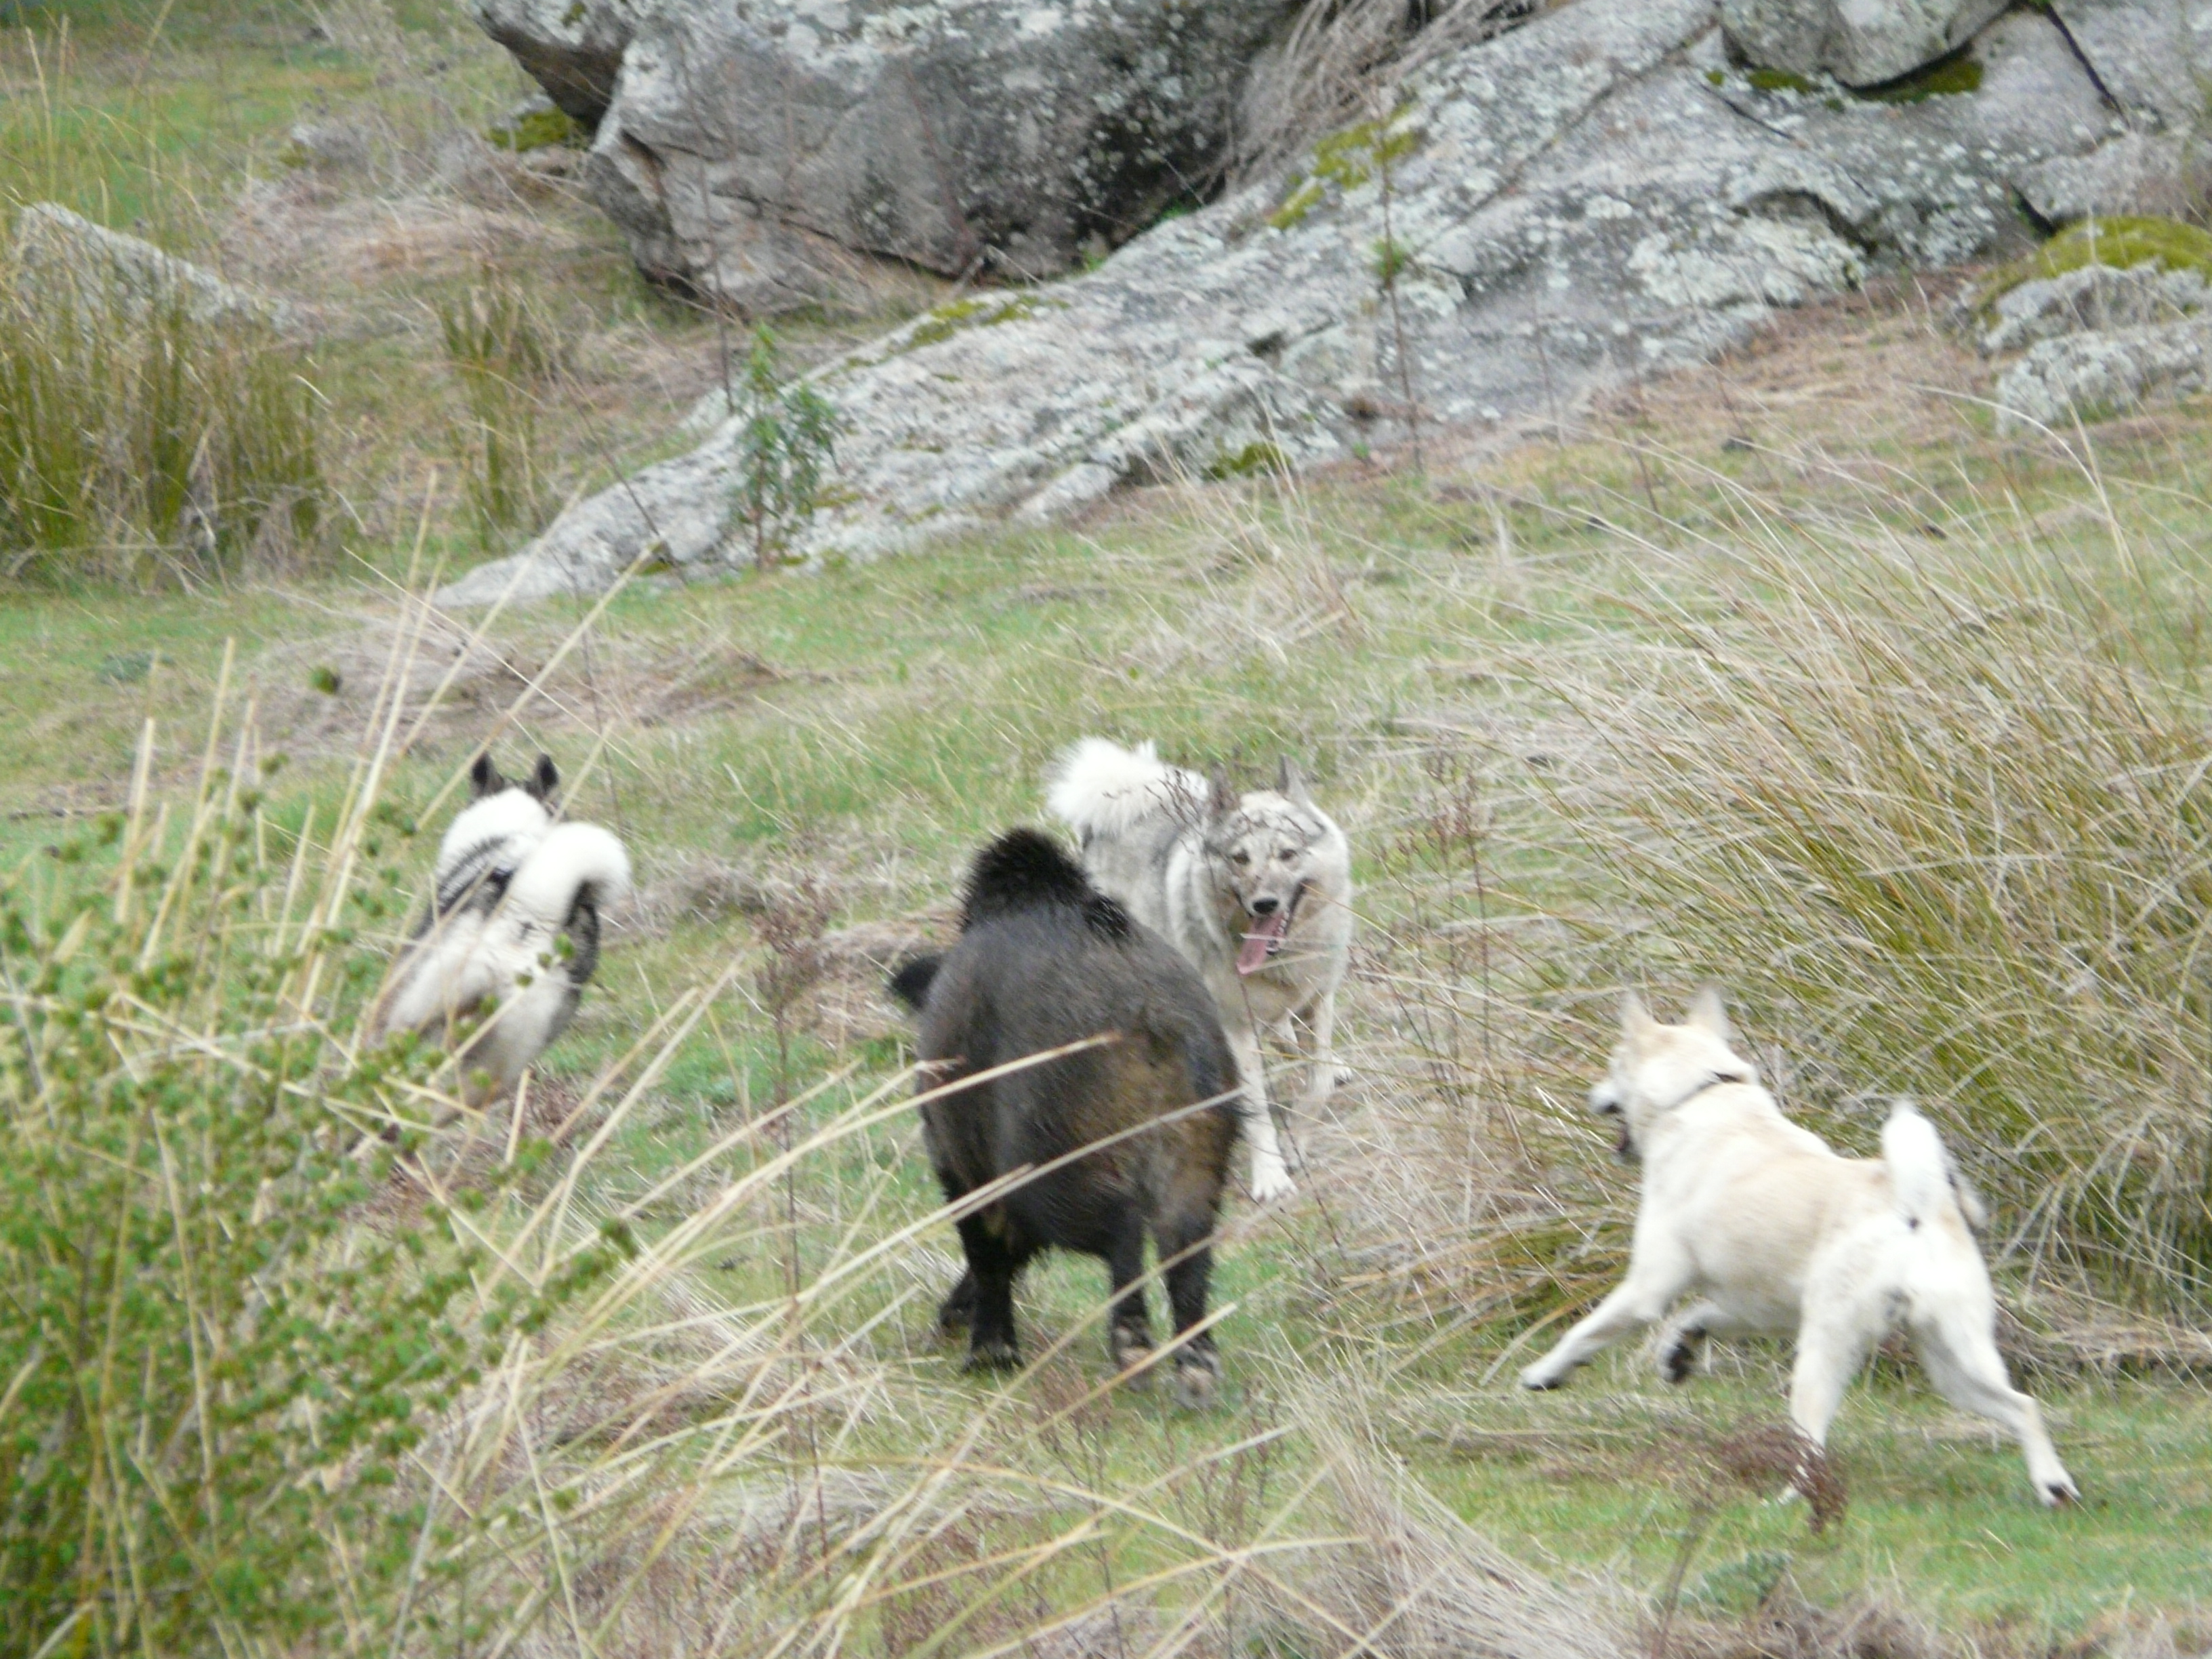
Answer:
1047, 737, 1197, 838
504, 821, 632, 925
1881, 1099, 1984, 1230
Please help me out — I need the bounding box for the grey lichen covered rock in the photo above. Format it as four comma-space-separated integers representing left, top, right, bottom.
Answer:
491, 0, 1305, 310
2047, 0, 2209, 131
2018, 132, 2197, 224
1719, 0, 2007, 87
1995, 317, 2212, 430
1975, 262, 2209, 355
439, 0, 2137, 608
12, 202, 295, 333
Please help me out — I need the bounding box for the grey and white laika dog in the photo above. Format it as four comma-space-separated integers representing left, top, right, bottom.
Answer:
1048, 737, 1353, 1202
374, 753, 632, 1099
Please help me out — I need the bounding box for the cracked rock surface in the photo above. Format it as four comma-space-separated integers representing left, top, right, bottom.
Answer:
443, 0, 2185, 607
480, 0, 1304, 310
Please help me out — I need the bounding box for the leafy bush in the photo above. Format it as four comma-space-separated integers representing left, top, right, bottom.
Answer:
0, 733, 593, 1654
0, 279, 325, 583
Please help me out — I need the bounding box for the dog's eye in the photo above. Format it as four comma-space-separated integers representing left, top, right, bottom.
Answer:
1275, 848, 1294, 862
1232, 851, 1251, 866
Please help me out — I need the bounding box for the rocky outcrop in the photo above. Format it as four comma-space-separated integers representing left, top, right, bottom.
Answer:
12, 203, 294, 333
1720, 0, 2008, 87
470, 0, 654, 125
439, 0, 2165, 607
484, 0, 1305, 310
1976, 261, 2212, 430
1996, 314, 2212, 430
1973, 261, 2208, 355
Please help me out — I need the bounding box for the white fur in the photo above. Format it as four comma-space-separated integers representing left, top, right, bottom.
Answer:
376, 796, 632, 1099
1047, 737, 1353, 1204
1046, 738, 1196, 838
1517, 991, 2078, 1508
438, 787, 551, 869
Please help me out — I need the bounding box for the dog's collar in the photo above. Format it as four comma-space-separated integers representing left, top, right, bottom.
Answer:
1661, 1073, 1741, 1112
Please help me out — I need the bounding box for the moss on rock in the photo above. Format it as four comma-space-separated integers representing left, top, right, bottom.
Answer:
1980, 215, 2212, 308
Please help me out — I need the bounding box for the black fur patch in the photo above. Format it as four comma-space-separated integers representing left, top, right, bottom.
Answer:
888, 954, 943, 1012
960, 829, 1092, 927
1082, 893, 1132, 941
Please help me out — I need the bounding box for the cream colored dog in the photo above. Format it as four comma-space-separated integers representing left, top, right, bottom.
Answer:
1519, 989, 2078, 1508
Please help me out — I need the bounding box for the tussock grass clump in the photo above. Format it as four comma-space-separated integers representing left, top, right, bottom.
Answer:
438, 273, 562, 547
1543, 518, 2212, 1313
0, 277, 326, 583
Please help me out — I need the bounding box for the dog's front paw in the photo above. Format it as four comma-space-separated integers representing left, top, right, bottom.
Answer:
1249, 1155, 1296, 1204
2039, 1474, 2081, 1508
1518, 1362, 1565, 1391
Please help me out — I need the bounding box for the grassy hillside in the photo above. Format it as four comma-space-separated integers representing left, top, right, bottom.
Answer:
3, 1, 2210, 1655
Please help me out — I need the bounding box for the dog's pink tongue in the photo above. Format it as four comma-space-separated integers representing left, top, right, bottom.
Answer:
1237, 910, 1288, 976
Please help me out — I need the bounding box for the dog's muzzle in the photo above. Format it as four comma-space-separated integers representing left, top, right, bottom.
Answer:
1235, 881, 1307, 977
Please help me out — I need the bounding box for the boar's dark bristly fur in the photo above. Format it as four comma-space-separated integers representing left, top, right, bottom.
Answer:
888, 827, 1240, 1404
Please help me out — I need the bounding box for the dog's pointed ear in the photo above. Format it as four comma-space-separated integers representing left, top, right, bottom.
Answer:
1208, 772, 1237, 824
469, 753, 501, 798
1620, 989, 1654, 1036
529, 754, 560, 804
1277, 756, 1315, 808
1687, 984, 1730, 1040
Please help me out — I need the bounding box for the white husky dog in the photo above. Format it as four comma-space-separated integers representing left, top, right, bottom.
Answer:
1048, 738, 1353, 1202
1519, 988, 2078, 1507
375, 754, 632, 1099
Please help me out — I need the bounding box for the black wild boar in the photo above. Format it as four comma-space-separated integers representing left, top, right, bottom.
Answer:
889, 828, 1240, 1405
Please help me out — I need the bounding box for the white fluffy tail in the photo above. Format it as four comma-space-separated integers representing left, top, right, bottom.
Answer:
1882, 1098, 1978, 1227
505, 821, 632, 924
1046, 737, 1206, 838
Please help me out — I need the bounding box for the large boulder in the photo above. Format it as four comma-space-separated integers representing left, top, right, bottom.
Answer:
439, 0, 2156, 607
1719, 0, 2007, 87
13, 203, 295, 333
470, 0, 654, 125
483, 0, 1305, 311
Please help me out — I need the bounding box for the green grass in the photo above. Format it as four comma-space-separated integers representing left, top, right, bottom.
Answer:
7, 5, 2212, 1650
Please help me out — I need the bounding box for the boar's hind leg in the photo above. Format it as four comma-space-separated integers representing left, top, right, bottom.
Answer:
1155, 1197, 1223, 1406
1105, 1208, 1157, 1378
956, 1212, 1025, 1372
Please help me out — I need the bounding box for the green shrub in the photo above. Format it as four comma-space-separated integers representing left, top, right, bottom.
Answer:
0, 737, 599, 1654
0, 280, 325, 583
727, 324, 840, 571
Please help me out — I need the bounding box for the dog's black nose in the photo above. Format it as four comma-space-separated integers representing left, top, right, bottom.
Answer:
1250, 896, 1279, 916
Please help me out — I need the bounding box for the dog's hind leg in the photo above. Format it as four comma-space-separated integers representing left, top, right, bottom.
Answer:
1786, 1297, 1882, 1450
1521, 1245, 1692, 1389
1291, 989, 1342, 1111
1910, 1307, 2078, 1505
